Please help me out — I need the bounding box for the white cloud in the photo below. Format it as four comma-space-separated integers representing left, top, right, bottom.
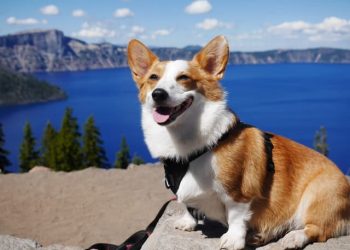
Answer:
131, 25, 145, 34
73, 22, 116, 38
268, 21, 311, 34
153, 29, 171, 36
72, 9, 86, 17
233, 31, 263, 41
196, 18, 231, 30
114, 8, 134, 18
6, 17, 48, 25
185, 0, 212, 14
316, 17, 350, 33
40, 5, 59, 15
151, 29, 172, 39
127, 25, 145, 38
267, 17, 350, 42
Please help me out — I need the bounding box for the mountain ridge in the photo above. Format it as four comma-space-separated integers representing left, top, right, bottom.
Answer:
1, 29, 350, 73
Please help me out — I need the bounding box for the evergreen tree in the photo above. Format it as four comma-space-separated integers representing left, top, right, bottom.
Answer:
131, 154, 145, 165
19, 122, 39, 172
56, 107, 82, 171
314, 126, 329, 157
81, 116, 108, 168
0, 123, 11, 173
41, 121, 58, 169
114, 136, 131, 169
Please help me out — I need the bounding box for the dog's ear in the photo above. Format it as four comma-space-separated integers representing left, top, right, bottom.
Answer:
128, 39, 159, 82
193, 36, 229, 80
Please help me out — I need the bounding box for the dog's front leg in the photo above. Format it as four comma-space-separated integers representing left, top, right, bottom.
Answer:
220, 198, 251, 250
174, 206, 197, 231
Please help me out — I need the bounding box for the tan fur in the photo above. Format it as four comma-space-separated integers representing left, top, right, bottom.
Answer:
215, 127, 350, 244
214, 125, 267, 203
183, 61, 225, 101
128, 37, 226, 103
192, 35, 229, 80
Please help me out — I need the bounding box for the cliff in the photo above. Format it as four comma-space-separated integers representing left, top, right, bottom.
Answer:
0, 66, 67, 105
1, 30, 350, 73
0, 30, 127, 72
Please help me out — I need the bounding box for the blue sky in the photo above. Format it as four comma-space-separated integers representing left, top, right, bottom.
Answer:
1, 0, 350, 51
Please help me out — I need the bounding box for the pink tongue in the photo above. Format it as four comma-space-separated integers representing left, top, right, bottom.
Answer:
153, 110, 170, 124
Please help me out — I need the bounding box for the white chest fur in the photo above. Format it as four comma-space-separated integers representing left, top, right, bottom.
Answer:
176, 152, 227, 224
141, 97, 235, 160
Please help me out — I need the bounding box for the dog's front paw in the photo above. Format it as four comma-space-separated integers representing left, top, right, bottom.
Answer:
219, 230, 245, 250
174, 214, 197, 231
280, 229, 308, 249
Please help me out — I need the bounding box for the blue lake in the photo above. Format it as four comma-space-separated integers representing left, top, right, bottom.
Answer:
1, 64, 350, 173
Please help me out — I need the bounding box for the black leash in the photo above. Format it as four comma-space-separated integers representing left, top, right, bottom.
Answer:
87, 120, 275, 250
86, 124, 234, 250
87, 199, 173, 250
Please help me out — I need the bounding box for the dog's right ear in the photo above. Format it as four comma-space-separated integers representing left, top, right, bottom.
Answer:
192, 35, 229, 80
127, 39, 158, 82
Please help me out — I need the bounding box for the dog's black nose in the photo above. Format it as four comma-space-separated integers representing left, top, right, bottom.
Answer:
152, 88, 169, 103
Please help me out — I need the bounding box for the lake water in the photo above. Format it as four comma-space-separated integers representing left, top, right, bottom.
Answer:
1, 64, 350, 173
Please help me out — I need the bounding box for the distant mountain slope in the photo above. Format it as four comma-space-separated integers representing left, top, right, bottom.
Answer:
0, 29, 350, 73
0, 66, 67, 106
0, 30, 127, 72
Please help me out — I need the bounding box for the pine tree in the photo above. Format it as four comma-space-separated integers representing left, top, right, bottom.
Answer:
131, 154, 145, 165
81, 116, 108, 168
114, 136, 131, 169
19, 122, 39, 172
56, 107, 82, 171
0, 123, 11, 173
314, 126, 329, 157
41, 121, 58, 169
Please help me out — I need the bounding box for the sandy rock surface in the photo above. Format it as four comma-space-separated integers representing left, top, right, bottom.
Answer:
0, 165, 172, 248
0, 167, 349, 249
142, 201, 350, 250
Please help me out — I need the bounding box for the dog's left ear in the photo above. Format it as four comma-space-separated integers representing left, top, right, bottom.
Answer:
193, 35, 229, 80
128, 39, 159, 82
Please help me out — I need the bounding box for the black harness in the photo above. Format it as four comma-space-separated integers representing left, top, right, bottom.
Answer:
87, 121, 275, 250
161, 121, 275, 195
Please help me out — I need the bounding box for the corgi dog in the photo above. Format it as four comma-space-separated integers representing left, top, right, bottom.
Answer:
127, 36, 350, 250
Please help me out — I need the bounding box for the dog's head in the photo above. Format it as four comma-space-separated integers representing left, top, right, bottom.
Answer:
127, 36, 229, 127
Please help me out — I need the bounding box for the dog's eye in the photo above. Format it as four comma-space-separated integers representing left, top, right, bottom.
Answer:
149, 74, 159, 81
177, 74, 190, 81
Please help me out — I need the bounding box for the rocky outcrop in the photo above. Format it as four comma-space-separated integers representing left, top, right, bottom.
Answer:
0, 30, 127, 72
0, 235, 83, 250
230, 48, 350, 64
142, 201, 350, 250
1, 30, 350, 73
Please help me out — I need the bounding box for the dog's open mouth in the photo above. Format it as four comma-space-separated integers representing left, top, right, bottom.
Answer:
152, 96, 193, 125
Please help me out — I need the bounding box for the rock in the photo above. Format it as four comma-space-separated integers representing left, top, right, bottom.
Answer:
0, 235, 39, 250
38, 244, 83, 250
29, 166, 52, 173
0, 235, 83, 250
142, 201, 350, 250
142, 201, 224, 250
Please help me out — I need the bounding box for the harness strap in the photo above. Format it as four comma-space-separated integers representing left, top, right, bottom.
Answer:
86, 199, 173, 250
87, 122, 276, 250
161, 121, 275, 195
161, 122, 237, 195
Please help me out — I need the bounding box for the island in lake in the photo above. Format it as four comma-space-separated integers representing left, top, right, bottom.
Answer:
0, 66, 67, 106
